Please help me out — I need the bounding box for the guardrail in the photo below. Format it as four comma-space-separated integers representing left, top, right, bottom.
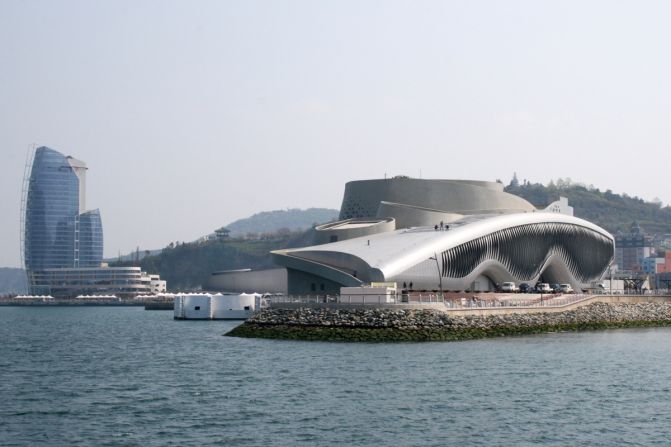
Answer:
269, 293, 444, 305
267, 292, 597, 308
445, 293, 593, 309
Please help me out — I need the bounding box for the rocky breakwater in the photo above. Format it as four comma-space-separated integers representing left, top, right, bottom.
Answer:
225, 302, 671, 342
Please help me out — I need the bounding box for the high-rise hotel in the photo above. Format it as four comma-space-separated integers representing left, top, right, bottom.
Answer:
21, 147, 165, 297
23, 147, 103, 272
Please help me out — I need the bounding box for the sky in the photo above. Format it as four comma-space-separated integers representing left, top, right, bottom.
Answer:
1, 0, 670, 268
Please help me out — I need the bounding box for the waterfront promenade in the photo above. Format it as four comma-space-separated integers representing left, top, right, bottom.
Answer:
0, 296, 174, 308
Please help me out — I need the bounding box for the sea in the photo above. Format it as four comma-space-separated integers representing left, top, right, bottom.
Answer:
1, 306, 671, 447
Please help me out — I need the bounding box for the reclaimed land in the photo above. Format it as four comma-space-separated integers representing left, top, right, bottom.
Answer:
225, 302, 671, 342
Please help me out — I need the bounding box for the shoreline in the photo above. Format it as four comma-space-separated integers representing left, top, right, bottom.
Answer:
227, 320, 671, 342
225, 302, 671, 342
0, 298, 173, 308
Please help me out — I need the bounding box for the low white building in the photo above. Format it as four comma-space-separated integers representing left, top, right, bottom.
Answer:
30, 266, 167, 298
174, 293, 264, 320
339, 285, 398, 304
147, 275, 167, 293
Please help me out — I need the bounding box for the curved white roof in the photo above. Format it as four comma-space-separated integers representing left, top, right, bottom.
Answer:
276, 212, 613, 280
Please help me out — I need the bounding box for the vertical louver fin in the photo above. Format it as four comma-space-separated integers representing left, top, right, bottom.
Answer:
441, 223, 613, 282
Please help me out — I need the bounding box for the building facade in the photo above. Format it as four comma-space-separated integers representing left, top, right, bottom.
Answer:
23, 147, 103, 276
653, 252, 671, 274
615, 222, 652, 272
22, 146, 164, 297
30, 267, 160, 298
207, 268, 288, 294
272, 178, 615, 294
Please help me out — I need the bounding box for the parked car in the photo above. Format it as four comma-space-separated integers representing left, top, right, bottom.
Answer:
518, 283, 533, 293
550, 283, 561, 293
500, 282, 518, 292
559, 284, 574, 294
535, 283, 552, 293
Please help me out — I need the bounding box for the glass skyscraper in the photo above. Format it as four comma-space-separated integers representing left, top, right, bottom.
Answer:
78, 209, 104, 267
23, 147, 104, 287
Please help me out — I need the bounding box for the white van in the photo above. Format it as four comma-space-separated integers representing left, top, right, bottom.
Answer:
536, 283, 552, 293
559, 284, 574, 294
501, 282, 517, 292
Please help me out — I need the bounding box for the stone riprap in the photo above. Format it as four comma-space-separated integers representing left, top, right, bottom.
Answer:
225, 302, 671, 342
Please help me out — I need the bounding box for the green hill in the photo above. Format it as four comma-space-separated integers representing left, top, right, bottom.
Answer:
108, 207, 338, 266
111, 208, 338, 290
505, 180, 671, 235
224, 208, 339, 237
111, 229, 316, 291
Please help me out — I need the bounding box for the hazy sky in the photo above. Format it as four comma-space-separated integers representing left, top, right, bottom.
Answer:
2, 0, 670, 268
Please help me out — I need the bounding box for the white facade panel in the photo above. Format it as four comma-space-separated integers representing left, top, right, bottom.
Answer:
210, 293, 257, 319
174, 293, 261, 320
339, 286, 397, 303
182, 295, 211, 319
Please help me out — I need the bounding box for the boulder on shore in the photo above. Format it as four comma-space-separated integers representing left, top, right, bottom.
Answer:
225, 302, 671, 342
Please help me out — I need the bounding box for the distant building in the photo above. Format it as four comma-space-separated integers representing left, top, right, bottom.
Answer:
641, 257, 665, 275
23, 147, 103, 272
21, 146, 165, 297
214, 227, 231, 240
31, 267, 161, 298
615, 222, 653, 272
651, 234, 671, 250
543, 197, 574, 216
148, 274, 167, 293
655, 252, 671, 274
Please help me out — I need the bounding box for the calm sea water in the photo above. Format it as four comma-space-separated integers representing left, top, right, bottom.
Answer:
1, 306, 671, 446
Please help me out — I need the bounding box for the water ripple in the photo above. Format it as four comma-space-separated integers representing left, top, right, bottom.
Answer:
2, 307, 671, 446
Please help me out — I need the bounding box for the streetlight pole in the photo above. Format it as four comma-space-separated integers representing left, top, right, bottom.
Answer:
610, 266, 613, 295
429, 252, 443, 299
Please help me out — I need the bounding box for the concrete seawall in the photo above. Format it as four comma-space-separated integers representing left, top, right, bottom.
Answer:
226, 296, 671, 342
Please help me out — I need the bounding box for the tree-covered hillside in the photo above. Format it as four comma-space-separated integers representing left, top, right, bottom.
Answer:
111, 229, 315, 291
225, 208, 339, 237
110, 208, 339, 290
108, 207, 339, 264
506, 179, 671, 235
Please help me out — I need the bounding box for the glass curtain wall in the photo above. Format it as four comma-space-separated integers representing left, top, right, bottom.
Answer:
24, 147, 80, 271
78, 210, 104, 267
24, 147, 104, 283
